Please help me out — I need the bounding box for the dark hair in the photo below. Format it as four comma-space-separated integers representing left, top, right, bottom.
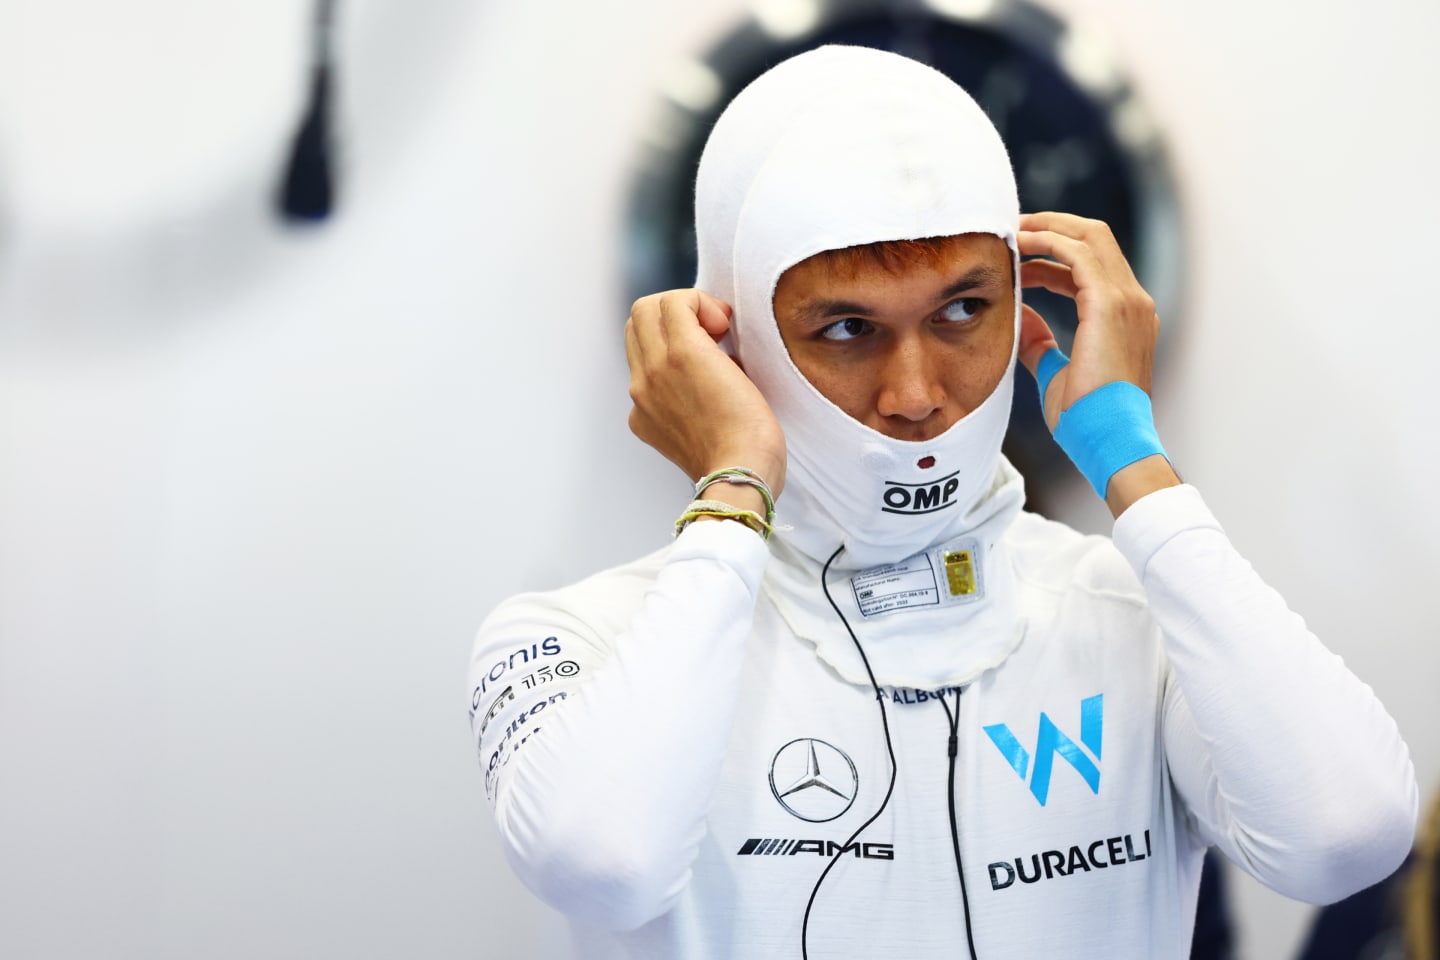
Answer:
806, 235, 987, 278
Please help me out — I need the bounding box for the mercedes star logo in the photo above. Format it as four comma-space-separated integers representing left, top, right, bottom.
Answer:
768, 738, 859, 822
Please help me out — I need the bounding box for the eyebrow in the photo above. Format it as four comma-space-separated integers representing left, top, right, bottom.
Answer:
792, 265, 1008, 326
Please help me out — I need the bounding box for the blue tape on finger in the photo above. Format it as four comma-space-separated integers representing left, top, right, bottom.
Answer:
1053, 382, 1168, 499
1036, 347, 1069, 408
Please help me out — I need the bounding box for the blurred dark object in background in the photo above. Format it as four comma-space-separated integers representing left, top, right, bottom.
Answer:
1191, 849, 1236, 960
279, 0, 339, 223
1295, 787, 1439, 960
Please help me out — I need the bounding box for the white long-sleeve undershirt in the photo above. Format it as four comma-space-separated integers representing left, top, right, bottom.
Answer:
470, 485, 1417, 954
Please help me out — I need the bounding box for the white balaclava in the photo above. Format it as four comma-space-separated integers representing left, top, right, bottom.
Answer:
695, 45, 1023, 572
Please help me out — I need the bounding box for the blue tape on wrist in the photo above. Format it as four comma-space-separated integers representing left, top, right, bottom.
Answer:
1035, 347, 1069, 408
1053, 382, 1168, 499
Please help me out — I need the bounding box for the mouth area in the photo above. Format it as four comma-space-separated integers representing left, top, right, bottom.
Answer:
871, 419, 954, 444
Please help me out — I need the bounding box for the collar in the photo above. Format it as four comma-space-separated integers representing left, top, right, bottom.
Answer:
762, 460, 1026, 690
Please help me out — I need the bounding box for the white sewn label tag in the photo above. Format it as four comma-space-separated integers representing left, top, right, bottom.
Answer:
849, 554, 941, 618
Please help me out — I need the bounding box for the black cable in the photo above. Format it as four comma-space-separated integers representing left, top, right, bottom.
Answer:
803, 544, 898, 960
937, 690, 980, 960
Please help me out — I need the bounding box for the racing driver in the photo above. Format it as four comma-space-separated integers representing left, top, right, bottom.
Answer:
467, 45, 1417, 959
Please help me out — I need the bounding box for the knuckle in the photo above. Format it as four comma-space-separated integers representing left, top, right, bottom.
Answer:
627, 378, 645, 403
671, 345, 695, 369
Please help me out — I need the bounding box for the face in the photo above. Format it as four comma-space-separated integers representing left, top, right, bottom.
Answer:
772, 233, 1015, 443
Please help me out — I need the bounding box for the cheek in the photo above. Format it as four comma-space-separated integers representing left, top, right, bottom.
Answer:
951, 327, 1015, 403
785, 345, 885, 422
798, 358, 871, 415
986, 309, 1018, 369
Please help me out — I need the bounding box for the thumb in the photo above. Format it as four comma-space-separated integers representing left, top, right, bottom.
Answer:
694, 292, 734, 341
1018, 303, 1059, 380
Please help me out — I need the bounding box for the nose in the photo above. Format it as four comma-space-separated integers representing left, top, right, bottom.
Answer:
875, 337, 946, 424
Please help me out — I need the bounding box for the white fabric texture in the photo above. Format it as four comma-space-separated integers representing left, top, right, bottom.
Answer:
469, 486, 1417, 957
694, 45, 1021, 571
761, 457, 1024, 690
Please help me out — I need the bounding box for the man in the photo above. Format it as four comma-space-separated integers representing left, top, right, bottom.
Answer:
469, 46, 1416, 958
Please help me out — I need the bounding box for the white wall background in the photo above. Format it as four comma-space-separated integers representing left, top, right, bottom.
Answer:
0, 1, 1435, 958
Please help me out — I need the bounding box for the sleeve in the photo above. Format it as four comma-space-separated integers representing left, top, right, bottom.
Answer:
1111, 484, 1418, 904
467, 520, 770, 931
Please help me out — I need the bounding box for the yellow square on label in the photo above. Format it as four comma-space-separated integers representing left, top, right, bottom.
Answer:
944, 550, 976, 596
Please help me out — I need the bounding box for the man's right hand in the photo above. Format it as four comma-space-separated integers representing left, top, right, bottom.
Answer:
625, 290, 787, 502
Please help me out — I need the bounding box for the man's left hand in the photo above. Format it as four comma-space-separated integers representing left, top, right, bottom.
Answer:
1016, 211, 1180, 517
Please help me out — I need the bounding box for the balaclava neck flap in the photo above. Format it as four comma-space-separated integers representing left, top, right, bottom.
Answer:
694, 45, 1024, 572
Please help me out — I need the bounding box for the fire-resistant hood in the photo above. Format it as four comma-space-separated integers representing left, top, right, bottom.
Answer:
694, 45, 1024, 570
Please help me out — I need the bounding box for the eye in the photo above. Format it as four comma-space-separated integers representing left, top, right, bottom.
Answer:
938, 299, 985, 325
819, 317, 871, 341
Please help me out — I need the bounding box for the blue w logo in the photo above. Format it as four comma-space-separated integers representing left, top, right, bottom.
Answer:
983, 694, 1104, 807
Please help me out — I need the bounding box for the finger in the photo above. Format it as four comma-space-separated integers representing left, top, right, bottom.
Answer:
1017, 304, 1059, 379
1019, 211, 1092, 237
1017, 229, 1123, 296
1020, 212, 1137, 284
624, 315, 640, 367
658, 289, 714, 351
625, 316, 655, 409
629, 293, 668, 359
626, 311, 659, 378
1020, 259, 1078, 298
1020, 211, 1120, 248
694, 292, 734, 341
